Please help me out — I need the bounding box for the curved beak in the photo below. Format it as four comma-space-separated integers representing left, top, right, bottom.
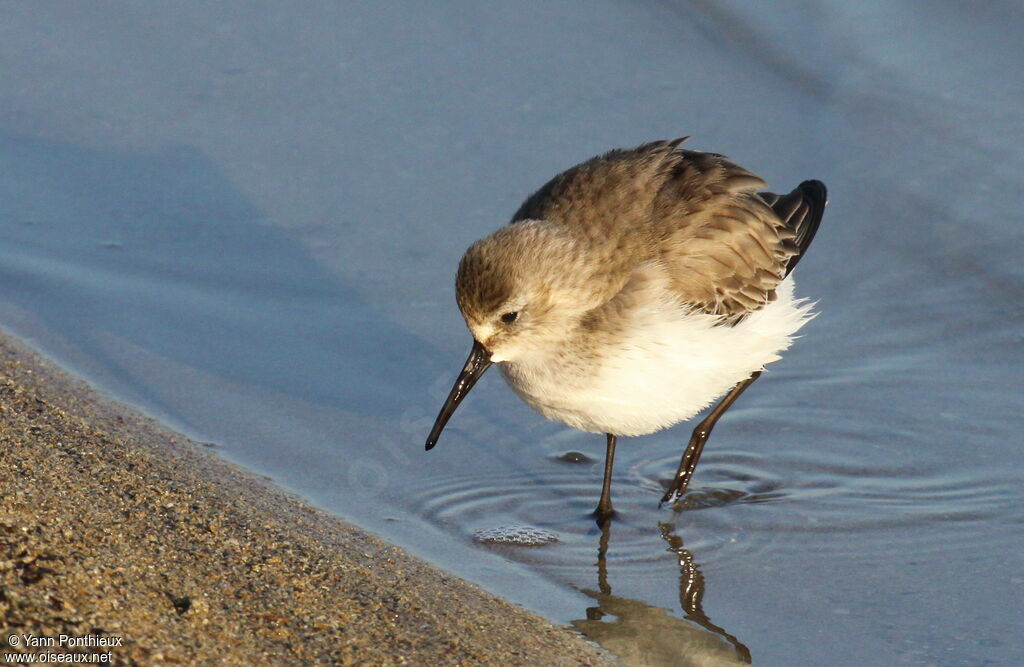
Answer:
425, 340, 493, 451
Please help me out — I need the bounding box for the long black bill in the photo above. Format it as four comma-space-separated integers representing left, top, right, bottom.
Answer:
425, 340, 493, 451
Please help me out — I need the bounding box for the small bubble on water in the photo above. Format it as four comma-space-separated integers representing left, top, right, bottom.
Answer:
555, 451, 592, 464
473, 525, 559, 546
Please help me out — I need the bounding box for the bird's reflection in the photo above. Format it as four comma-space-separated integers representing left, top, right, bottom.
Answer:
571, 519, 751, 666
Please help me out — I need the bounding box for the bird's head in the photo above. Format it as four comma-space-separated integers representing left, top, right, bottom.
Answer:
424, 220, 612, 451
455, 220, 607, 363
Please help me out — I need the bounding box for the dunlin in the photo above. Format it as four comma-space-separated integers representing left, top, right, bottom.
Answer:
426, 138, 826, 519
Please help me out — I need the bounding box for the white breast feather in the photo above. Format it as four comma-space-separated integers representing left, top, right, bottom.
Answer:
500, 276, 815, 436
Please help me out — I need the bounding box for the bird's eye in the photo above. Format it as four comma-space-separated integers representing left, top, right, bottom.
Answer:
500, 311, 519, 324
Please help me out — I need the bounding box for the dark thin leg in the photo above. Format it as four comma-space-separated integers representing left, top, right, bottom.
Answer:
594, 433, 617, 521
660, 371, 762, 506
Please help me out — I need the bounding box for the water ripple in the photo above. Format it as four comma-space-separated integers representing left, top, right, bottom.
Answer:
411, 448, 1022, 574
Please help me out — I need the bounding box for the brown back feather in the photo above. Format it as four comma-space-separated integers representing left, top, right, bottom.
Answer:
509, 140, 826, 322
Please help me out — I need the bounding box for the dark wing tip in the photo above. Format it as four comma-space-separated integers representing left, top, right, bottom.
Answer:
793, 179, 827, 261
798, 179, 828, 222
765, 179, 827, 276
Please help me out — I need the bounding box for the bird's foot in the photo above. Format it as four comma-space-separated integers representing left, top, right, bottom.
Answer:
591, 505, 617, 526
659, 479, 690, 508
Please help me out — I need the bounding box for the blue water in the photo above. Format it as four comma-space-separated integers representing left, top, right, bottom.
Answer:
2, 2, 1022, 664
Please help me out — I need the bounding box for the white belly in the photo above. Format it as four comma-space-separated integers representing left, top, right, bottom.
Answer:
499, 278, 814, 436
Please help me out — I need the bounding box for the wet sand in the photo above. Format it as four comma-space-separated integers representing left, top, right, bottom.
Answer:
0, 332, 613, 665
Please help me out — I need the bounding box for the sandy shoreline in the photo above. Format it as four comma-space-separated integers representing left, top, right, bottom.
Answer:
0, 331, 613, 665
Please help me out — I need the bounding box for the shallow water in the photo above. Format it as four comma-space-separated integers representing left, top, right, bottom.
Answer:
2, 2, 1023, 664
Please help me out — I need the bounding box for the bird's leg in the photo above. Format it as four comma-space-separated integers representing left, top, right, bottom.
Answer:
594, 433, 617, 522
660, 371, 762, 506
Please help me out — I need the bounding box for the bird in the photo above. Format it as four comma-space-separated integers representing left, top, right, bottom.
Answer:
425, 138, 826, 520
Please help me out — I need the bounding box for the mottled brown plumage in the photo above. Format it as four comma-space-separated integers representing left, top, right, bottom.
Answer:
502, 138, 823, 321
